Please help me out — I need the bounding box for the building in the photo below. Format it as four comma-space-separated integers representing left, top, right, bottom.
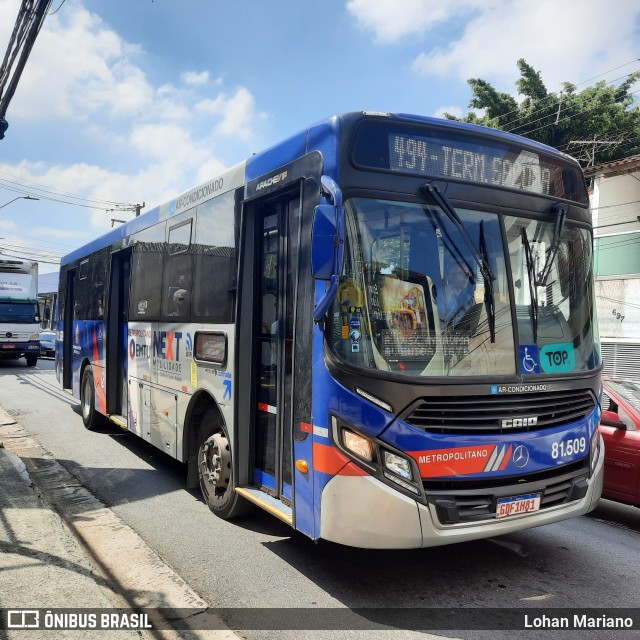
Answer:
584, 155, 640, 382
38, 271, 58, 330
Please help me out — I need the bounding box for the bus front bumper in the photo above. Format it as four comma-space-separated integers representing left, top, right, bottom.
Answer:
319, 439, 604, 549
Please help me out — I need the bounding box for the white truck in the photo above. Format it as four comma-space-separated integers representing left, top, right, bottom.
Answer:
0, 258, 41, 366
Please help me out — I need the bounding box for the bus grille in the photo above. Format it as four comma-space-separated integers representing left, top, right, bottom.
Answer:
427, 467, 590, 524
403, 389, 595, 434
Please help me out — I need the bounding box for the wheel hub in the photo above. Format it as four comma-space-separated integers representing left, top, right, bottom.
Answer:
201, 433, 231, 495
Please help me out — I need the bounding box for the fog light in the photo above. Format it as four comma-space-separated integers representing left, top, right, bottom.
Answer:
383, 470, 421, 495
342, 429, 373, 461
383, 451, 412, 480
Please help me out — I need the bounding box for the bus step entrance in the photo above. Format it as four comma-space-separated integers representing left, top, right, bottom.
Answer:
235, 487, 293, 525
108, 415, 128, 430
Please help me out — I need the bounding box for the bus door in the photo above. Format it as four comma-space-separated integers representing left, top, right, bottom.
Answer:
253, 192, 301, 508
62, 268, 76, 390
106, 249, 131, 419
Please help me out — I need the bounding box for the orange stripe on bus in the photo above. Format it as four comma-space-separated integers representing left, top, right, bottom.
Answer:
312, 443, 369, 477
339, 461, 369, 477
313, 442, 350, 475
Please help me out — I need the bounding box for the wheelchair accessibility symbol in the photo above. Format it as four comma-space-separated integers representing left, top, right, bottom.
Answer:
519, 345, 540, 374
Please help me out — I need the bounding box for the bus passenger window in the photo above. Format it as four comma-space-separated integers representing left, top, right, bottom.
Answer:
162, 253, 192, 320
168, 287, 190, 317
129, 251, 163, 320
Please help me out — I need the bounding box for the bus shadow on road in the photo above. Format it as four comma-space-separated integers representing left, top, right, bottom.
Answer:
588, 499, 640, 534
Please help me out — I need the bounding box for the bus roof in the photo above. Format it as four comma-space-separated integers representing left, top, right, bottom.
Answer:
61, 111, 582, 267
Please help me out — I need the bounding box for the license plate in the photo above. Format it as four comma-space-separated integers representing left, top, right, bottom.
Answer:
2, 344, 15, 349
496, 492, 541, 519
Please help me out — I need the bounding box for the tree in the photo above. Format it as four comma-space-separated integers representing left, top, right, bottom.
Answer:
444, 59, 640, 166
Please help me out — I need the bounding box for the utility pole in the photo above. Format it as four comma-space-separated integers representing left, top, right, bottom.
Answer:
106, 202, 145, 223
568, 137, 624, 167
0, 0, 55, 139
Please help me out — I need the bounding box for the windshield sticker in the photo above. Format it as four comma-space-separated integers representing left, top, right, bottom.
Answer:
540, 343, 576, 373
491, 384, 547, 394
519, 344, 540, 375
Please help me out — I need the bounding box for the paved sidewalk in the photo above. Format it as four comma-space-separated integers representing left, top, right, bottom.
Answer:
0, 408, 237, 639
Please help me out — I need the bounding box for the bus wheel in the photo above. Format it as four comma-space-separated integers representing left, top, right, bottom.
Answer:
80, 366, 99, 431
198, 412, 251, 519
25, 354, 38, 367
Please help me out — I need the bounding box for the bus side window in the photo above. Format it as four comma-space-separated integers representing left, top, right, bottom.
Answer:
129, 251, 163, 320
162, 253, 192, 320
193, 253, 236, 323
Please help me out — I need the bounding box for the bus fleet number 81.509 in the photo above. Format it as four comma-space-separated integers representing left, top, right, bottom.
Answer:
551, 437, 587, 459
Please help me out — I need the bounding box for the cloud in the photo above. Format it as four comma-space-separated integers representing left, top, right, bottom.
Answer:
0, 0, 269, 247
347, 0, 640, 99
410, 0, 640, 91
346, 0, 484, 43
181, 70, 210, 86
433, 106, 464, 119
3, 2, 149, 120
196, 87, 268, 141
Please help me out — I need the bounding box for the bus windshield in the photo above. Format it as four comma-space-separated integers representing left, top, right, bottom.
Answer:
328, 197, 599, 377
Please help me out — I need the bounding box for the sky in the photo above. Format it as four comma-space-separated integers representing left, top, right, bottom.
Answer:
0, 0, 639, 275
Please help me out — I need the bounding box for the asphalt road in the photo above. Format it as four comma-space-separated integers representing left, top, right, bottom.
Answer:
1, 357, 640, 640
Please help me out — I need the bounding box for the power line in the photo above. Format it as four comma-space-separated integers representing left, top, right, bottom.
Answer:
480, 68, 640, 139
596, 294, 640, 312
0, 169, 130, 206
48, 0, 66, 15
592, 199, 640, 211
463, 59, 640, 135
0, 228, 77, 249
593, 217, 640, 230
504, 70, 640, 135
0, 181, 142, 212
507, 86, 640, 140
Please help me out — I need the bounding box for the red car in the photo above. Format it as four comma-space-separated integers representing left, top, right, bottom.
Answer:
599, 378, 640, 507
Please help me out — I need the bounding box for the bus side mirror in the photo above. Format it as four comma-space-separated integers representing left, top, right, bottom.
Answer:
312, 175, 345, 323
311, 204, 337, 281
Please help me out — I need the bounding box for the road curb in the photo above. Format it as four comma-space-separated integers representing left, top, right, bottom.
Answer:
0, 408, 240, 640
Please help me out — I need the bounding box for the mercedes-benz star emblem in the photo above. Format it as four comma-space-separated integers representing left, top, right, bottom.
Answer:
512, 445, 530, 468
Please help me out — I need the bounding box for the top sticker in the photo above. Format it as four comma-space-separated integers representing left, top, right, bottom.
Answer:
540, 343, 576, 373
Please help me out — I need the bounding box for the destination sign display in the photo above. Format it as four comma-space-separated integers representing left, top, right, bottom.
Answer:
351, 121, 588, 205
390, 133, 553, 195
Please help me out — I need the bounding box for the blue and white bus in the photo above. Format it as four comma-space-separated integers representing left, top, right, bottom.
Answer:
57, 111, 604, 548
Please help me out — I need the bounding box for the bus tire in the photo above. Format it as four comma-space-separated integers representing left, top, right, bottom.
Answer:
25, 353, 38, 367
80, 366, 100, 431
198, 408, 252, 519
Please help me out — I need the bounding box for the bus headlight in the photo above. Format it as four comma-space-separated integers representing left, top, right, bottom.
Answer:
30, 334, 39, 340
382, 450, 421, 495
383, 451, 412, 480
333, 417, 424, 499
342, 429, 374, 461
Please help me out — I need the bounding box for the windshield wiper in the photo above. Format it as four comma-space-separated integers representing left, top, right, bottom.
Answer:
422, 182, 497, 342
421, 182, 496, 284
479, 220, 496, 343
521, 227, 539, 343
536, 204, 567, 286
